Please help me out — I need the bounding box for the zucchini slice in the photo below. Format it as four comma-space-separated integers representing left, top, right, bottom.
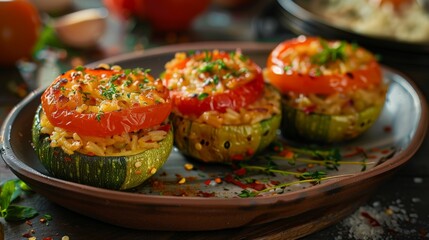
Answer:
32, 106, 173, 190
172, 113, 281, 163
281, 100, 384, 143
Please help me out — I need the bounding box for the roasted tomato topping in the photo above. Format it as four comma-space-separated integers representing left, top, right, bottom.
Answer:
265, 36, 382, 95
41, 66, 172, 137
162, 50, 265, 117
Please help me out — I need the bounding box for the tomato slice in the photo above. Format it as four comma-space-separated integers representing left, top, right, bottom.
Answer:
0, 0, 41, 66
41, 67, 172, 137
265, 36, 382, 95
163, 50, 264, 117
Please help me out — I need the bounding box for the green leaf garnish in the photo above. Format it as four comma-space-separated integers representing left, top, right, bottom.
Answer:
311, 39, 347, 65
74, 66, 85, 72
4, 205, 38, 221
101, 81, 118, 100
238, 189, 258, 198
1, 179, 38, 221
198, 93, 209, 100
96, 111, 104, 122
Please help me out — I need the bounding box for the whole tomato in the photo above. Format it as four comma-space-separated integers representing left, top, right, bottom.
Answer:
0, 0, 41, 66
103, 0, 211, 31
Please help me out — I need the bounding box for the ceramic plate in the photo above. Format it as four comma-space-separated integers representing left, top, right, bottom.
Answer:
1, 42, 427, 233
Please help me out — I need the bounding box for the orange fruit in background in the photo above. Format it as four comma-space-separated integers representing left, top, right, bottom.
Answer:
0, 0, 41, 66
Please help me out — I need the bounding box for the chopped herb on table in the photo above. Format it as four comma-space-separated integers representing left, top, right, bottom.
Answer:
0, 179, 38, 221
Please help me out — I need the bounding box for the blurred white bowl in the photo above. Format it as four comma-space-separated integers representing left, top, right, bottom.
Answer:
54, 8, 108, 49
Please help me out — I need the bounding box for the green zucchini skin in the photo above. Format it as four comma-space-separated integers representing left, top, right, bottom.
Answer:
172, 113, 281, 163
281, 100, 384, 143
32, 106, 173, 190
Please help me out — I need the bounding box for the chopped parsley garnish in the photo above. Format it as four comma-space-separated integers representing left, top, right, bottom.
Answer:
199, 63, 214, 73
123, 79, 132, 87
203, 50, 212, 62
213, 75, 220, 85
197, 92, 209, 100
284, 65, 292, 72
110, 74, 120, 82
139, 84, 156, 91
95, 111, 104, 122
80, 91, 91, 102
239, 54, 249, 62
311, 39, 347, 65
74, 66, 85, 71
124, 69, 132, 75
101, 82, 118, 100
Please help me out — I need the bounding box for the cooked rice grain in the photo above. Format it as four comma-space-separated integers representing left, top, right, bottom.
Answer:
40, 112, 167, 156
179, 85, 281, 128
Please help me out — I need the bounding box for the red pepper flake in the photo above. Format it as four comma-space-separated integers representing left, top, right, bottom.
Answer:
158, 124, 171, 132
381, 149, 391, 154
151, 180, 165, 190
233, 168, 247, 176
343, 147, 365, 158
22, 232, 33, 238
197, 191, 216, 198
43, 237, 54, 240
224, 175, 266, 191
419, 228, 428, 239
361, 211, 381, 227
214, 177, 222, 184
246, 148, 255, 156
64, 156, 72, 162
135, 170, 142, 175
249, 182, 266, 191
224, 174, 248, 189
280, 149, 294, 158
25, 220, 33, 226
371, 147, 381, 152
383, 125, 392, 133
270, 180, 281, 185
303, 105, 317, 114
231, 154, 244, 161
204, 179, 212, 185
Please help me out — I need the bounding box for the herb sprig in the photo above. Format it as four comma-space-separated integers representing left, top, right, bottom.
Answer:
0, 179, 38, 221
231, 141, 376, 198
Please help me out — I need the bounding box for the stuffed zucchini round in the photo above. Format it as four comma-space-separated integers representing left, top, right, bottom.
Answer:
32, 65, 173, 190
265, 36, 388, 143
163, 50, 281, 163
